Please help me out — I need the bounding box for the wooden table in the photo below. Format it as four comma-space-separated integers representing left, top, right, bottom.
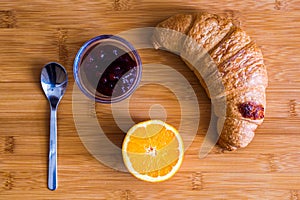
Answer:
0, 1, 300, 199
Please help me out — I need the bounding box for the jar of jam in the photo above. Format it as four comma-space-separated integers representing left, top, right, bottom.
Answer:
74, 35, 142, 103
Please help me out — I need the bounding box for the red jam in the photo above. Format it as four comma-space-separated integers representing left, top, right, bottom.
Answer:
238, 101, 264, 120
81, 44, 137, 97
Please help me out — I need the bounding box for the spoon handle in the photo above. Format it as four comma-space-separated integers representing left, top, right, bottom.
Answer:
48, 107, 58, 190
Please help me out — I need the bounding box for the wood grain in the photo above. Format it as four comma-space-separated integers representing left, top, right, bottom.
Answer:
0, 0, 300, 199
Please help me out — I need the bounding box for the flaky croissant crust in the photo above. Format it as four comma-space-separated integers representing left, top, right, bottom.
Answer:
152, 12, 268, 150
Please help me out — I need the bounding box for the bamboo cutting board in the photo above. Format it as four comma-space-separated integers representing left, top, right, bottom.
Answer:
0, 0, 300, 199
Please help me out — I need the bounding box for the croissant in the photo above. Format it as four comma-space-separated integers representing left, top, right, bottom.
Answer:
152, 12, 268, 150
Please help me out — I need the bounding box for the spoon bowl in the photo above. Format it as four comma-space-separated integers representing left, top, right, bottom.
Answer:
41, 62, 68, 190
41, 63, 68, 107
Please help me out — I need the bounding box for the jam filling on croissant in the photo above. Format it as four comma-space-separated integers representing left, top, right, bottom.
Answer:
239, 102, 264, 120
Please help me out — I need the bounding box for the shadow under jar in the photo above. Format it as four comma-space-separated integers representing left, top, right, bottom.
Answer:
74, 35, 142, 103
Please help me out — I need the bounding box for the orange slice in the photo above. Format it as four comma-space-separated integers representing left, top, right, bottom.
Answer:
122, 120, 184, 182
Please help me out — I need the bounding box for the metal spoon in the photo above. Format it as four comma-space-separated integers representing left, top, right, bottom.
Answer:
41, 62, 68, 191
